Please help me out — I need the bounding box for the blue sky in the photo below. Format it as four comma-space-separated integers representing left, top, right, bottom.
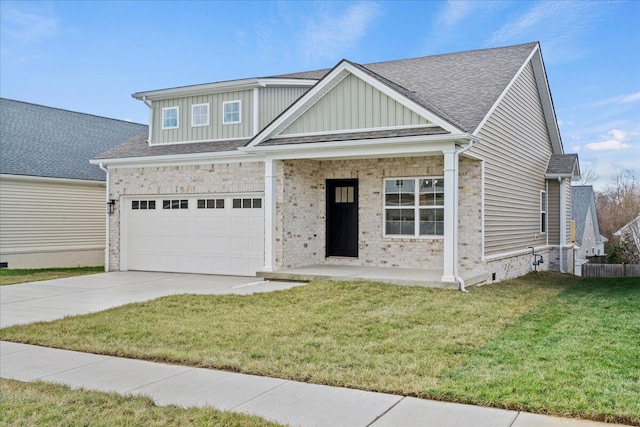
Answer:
1, 0, 638, 190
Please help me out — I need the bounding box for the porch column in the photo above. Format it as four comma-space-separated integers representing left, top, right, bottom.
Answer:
263, 158, 277, 272
442, 149, 457, 283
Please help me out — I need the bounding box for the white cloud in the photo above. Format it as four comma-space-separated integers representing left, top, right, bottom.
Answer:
487, 1, 606, 63
299, 2, 381, 65
438, 0, 477, 27
585, 129, 631, 151
593, 91, 640, 107
1, 5, 59, 42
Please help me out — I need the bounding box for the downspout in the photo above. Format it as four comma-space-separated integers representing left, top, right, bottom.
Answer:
558, 176, 565, 273
454, 139, 475, 292
99, 163, 110, 272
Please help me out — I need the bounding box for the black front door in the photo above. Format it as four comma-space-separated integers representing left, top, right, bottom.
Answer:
326, 179, 358, 257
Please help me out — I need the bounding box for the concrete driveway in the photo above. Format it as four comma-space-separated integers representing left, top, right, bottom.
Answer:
0, 271, 303, 328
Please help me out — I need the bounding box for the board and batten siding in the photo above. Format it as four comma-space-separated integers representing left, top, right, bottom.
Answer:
471, 61, 553, 256
151, 90, 254, 144
259, 87, 309, 129
0, 175, 105, 268
281, 73, 429, 135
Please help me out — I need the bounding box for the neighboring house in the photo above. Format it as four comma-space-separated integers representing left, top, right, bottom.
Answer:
614, 214, 640, 255
91, 42, 579, 287
0, 98, 147, 268
571, 185, 607, 275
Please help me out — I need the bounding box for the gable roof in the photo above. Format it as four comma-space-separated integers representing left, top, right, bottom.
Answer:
546, 154, 580, 180
1, 98, 147, 181
276, 42, 539, 133
571, 185, 598, 244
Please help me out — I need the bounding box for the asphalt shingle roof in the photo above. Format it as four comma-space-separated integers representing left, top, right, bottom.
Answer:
260, 126, 448, 146
546, 154, 579, 176
571, 185, 594, 244
94, 132, 250, 159
277, 42, 539, 132
0, 98, 147, 181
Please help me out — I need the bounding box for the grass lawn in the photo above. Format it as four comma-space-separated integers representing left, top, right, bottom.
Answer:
1, 272, 638, 425
0, 379, 282, 427
0, 266, 104, 286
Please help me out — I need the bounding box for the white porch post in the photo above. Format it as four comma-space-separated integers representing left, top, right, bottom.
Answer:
263, 158, 277, 272
442, 149, 457, 283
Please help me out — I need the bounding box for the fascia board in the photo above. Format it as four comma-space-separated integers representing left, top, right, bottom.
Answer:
473, 44, 539, 136
133, 78, 318, 101
249, 61, 463, 147
89, 151, 259, 168
530, 48, 564, 154
241, 134, 467, 160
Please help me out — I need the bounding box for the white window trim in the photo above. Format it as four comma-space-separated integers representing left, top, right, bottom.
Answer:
383, 177, 445, 238
191, 103, 210, 127
540, 190, 547, 234
162, 106, 179, 130
222, 100, 242, 124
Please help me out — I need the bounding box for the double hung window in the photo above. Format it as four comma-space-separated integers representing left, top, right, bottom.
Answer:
384, 177, 444, 237
162, 107, 179, 129
222, 100, 241, 124
192, 103, 209, 127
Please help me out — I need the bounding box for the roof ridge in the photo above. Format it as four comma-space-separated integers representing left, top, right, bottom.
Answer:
0, 97, 147, 127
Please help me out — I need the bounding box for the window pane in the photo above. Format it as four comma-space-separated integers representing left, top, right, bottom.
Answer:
197, 200, 205, 209
171, 200, 179, 209
243, 198, 251, 208
216, 199, 225, 209
205, 199, 213, 209
253, 198, 262, 208
386, 209, 415, 235
399, 193, 414, 206
149, 201, 156, 210
419, 208, 444, 236
434, 178, 444, 192
132, 201, 139, 210
233, 198, 241, 208
341, 187, 348, 203
385, 194, 400, 206
163, 200, 170, 209
347, 186, 354, 203
180, 200, 188, 209
140, 201, 148, 209
335, 187, 342, 203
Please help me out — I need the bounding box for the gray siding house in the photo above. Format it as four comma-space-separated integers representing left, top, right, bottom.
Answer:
0, 99, 147, 268
92, 42, 579, 287
571, 185, 607, 274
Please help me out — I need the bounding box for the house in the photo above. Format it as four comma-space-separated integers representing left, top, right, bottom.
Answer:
571, 185, 607, 274
614, 214, 640, 255
0, 98, 147, 269
90, 42, 579, 288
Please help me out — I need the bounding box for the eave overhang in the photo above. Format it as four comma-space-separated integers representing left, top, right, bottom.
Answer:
89, 150, 258, 168
132, 78, 318, 101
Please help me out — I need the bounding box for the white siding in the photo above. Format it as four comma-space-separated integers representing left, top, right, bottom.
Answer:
472, 61, 553, 256
259, 87, 309, 129
0, 176, 105, 267
281, 73, 429, 135
151, 90, 254, 144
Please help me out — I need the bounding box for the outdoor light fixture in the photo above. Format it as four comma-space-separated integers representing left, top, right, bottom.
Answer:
107, 199, 116, 215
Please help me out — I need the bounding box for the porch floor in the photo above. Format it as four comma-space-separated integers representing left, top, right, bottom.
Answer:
258, 265, 489, 289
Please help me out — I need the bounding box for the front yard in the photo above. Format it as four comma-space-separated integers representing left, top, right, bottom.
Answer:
1, 272, 638, 425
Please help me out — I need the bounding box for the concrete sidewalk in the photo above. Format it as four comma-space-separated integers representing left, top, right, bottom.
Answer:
1, 341, 627, 427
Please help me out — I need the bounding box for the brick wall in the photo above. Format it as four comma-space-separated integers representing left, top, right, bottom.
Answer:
108, 162, 264, 270
277, 156, 483, 270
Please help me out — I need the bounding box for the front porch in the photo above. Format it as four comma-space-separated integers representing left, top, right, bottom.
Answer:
258, 265, 489, 289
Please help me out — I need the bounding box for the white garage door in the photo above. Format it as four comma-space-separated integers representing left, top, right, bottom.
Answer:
124, 195, 264, 276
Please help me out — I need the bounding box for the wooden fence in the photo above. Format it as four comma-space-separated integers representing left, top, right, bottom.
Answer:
582, 263, 640, 278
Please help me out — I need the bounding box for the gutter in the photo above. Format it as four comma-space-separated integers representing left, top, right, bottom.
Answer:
454, 139, 475, 292
98, 163, 110, 272
142, 96, 153, 144
558, 176, 565, 273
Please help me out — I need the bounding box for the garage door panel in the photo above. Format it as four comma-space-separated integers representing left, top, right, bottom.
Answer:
125, 196, 264, 276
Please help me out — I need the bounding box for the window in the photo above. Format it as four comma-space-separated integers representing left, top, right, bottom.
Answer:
384, 178, 444, 237
222, 100, 241, 124
191, 103, 209, 127
540, 191, 547, 233
334, 186, 355, 203
162, 107, 179, 129
197, 199, 224, 209
232, 198, 262, 209
163, 199, 188, 210
132, 200, 156, 210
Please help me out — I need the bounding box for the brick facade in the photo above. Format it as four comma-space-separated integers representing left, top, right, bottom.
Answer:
107, 162, 264, 270
276, 156, 483, 270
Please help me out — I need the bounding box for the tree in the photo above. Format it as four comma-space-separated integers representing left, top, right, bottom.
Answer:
575, 167, 599, 186
595, 169, 640, 263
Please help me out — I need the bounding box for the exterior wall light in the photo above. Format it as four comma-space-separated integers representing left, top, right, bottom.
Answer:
107, 199, 116, 215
